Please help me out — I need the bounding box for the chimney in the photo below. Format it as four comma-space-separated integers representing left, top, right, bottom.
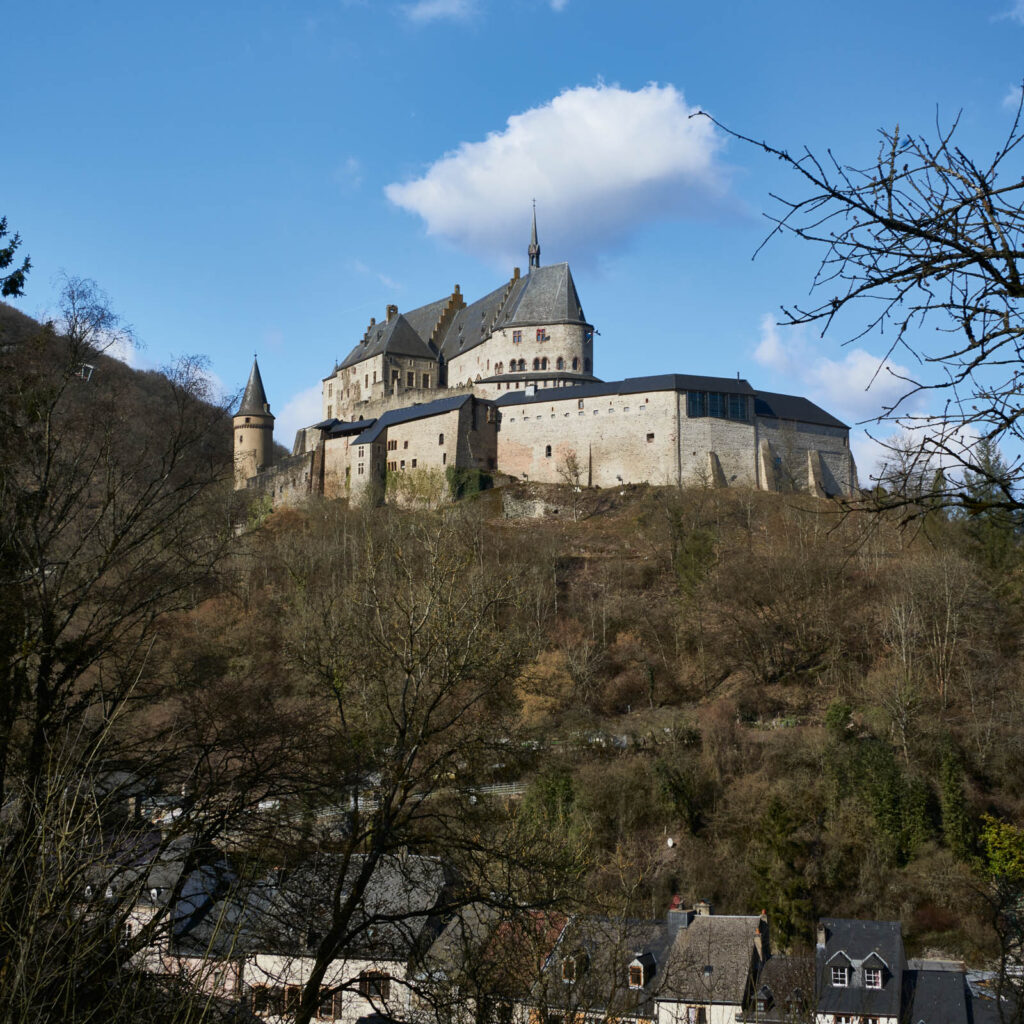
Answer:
513, 267, 520, 280
816, 922, 827, 948
695, 899, 712, 917
386, 304, 398, 323
667, 895, 694, 934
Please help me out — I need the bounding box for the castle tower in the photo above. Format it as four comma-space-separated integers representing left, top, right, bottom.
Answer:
233, 356, 274, 489
528, 202, 541, 270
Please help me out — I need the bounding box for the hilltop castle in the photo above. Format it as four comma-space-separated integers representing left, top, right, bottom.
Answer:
234, 213, 857, 504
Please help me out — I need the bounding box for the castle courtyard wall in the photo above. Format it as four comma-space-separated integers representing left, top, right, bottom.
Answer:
755, 417, 856, 496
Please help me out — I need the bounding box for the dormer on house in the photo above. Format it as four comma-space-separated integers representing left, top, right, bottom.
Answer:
814, 919, 905, 1024
628, 951, 655, 989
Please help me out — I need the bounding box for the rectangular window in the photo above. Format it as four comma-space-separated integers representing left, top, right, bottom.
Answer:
372, 371, 376, 383
327, 405, 332, 418
864, 967, 882, 988
358, 972, 390, 1000
629, 966, 643, 989
830, 966, 849, 987
708, 391, 725, 418
687, 391, 706, 418
442, 452, 447, 465
392, 370, 399, 383
438, 433, 445, 445
513, 330, 522, 344
403, 440, 408, 449
423, 374, 430, 388
357, 464, 364, 475
318, 989, 339, 1019
728, 394, 747, 420
411, 459, 417, 468
536, 328, 547, 342
646, 433, 655, 443
407, 372, 414, 387
328, 383, 333, 396
685, 1009, 706, 1024
365, 374, 369, 387
400, 460, 405, 470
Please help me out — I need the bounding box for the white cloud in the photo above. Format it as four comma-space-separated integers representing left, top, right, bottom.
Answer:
753, 315, 915, 426
550, 0, 569, 9
402, 0, 478, 23
1003, 84, 1023, 110
275, 383, 324, 447
384, 82, 728, 264
1002, 0, 1024, 23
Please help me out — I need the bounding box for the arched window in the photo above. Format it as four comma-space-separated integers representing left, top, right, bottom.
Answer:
541, 357, 548, 370
556, 357, 564, 370
572, 357, 579, 370
533, 358, 540, 370
496, 361, 503, 374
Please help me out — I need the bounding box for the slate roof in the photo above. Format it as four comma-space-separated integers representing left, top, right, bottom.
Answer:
338, 314, 437, 371
335, 264, 592, 374
904, 966, 969, 1024
477, 372, 601, 385
312, 417, 377, 436
351, 394, 479, 446
494, 374, 756, 408
538, 915, 672, 1020
755, 391, 848, 430
658, 914, 763, 1006
238, 358, 273, 417
752, 955, 816, 1022
815, 918, 905, 1019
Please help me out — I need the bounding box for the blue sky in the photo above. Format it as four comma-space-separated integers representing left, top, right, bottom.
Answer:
6, 0, 1024, 475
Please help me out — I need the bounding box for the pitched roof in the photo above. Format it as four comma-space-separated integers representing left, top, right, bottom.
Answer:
815, 919, 905, 1018
439, 278, 523, 362
904, 967, 969, 1024
494, 374, 755, 407
659, 914, 762, 1005
351, 394, 478, 446
754, 391, 848, 430
237, 358, 273, 417
503, 263, 586, 327
339, 313, 437, 370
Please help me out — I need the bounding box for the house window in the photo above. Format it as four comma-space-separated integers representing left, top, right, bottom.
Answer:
545, 445, 552, 458
392, 370, 399, 383
685, 1009, 706, 1024
358, 972, 390, 1000
513, 330, 522, 344
438, 433, 444, 445
830, 966, 850, 987
318, 989, 340, 1019
407, 372, 414, 387
864, 967, 882, 988
629, 965, 644, 989
562, 958, 576, 982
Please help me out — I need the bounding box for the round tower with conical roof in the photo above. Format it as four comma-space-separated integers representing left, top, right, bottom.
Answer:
234, 356, 275, 489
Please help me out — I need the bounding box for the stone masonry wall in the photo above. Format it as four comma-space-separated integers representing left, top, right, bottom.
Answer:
755, 417, 855, 496
447, 322, 591, 386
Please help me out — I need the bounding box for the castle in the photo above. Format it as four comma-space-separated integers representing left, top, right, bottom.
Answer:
234, 213, 857, 505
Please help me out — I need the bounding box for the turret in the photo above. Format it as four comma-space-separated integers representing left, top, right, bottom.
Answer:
233, 356, 275, 489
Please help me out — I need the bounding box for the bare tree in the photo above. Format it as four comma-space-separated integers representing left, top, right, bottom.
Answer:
701, 100, 1024, 516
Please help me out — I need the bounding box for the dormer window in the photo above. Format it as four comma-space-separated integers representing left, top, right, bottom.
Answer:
562, 951, 587, 982
864, 966, 882, 988
830, 965, 849, 987
628, 966, 643, 989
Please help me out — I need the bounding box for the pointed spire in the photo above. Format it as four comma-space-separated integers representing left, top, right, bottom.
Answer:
237, 356, 273, 418
528, 200, 541, 270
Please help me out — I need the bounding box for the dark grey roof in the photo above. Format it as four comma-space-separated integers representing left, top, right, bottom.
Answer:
755, 391, 848, 430
494, 374, 756, 408
339, 313, 437, 371
503, 263, 586, 327
352, 394, 479, 446
312, 417, 378, 436
477, 372, 601, 385
539, 915, 672, 1019
753, 956, 815, 1022
238, 358, 273, 418
659, 914, 763, 1005
439, 278, 523, 362
815, 919, 905, 1019
904, 968, 969, 1024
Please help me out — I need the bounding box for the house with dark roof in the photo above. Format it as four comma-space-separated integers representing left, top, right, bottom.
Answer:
233, 213, 857, 504
815, 918, 906, 1024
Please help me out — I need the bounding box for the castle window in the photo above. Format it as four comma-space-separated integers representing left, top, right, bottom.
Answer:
411, 459, 417, 468
578, 399, 584, 409
327, 405, 332, 417
545, 445, 552, 458
536, 328, 548, 342
245, 417, 251, 423
403, 440, 409, 449
373, 371, 376, 383
407, 372, 414, 387
533, 358, 540, 370
238, 435, 243, 444
572, 357, 579, 370
556, 357, 564, 370
513, 330, 522, 344
392, 370, 399, 383
357, 464, 364, 475
442, 452, 447, 464
400, 460, 405, 470
328, 383, 333, 396
647, 433, 655, 443
541, 357, 548, 370
438, 433, 445, 445
423, 374, 430, 388
365, 375, 369, 387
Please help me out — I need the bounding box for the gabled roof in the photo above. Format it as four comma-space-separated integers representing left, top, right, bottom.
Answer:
659, 914, 762, 1006
351, 394, 479, 446
904, 967, 969, 1024
816, 919, 905, 1018
754, 391, 848, 430
237, 358, 273, 418
339, 313, 437, 371
439, 278, 522, 362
